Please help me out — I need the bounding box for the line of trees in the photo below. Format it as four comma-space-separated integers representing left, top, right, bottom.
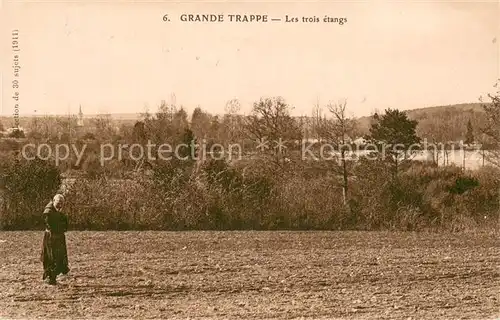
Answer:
0, 82, 499, 231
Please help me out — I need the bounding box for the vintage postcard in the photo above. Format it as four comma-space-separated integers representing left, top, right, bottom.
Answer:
0, 0, 499, 319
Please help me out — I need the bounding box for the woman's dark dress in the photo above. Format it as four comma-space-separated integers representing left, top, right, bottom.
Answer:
40, 201, 69, 282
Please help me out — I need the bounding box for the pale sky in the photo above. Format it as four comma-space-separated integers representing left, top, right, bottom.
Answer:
1, 0, 499, 118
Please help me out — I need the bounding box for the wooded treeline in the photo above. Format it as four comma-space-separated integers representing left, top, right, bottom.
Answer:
0, 84, 498, 231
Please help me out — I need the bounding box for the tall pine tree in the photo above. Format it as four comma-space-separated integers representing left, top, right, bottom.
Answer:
368, 108, 420, 176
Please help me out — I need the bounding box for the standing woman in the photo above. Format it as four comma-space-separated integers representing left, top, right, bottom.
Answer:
40, 194, 70, 285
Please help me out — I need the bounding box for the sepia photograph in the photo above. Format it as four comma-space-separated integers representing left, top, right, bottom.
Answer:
0, 0, 499, 319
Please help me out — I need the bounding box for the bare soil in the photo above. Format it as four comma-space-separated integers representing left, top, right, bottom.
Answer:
0, 231, 498, 319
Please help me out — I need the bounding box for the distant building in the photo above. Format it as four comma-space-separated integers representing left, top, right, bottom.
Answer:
353, 137, 367, 146
5, 127, 25, 134
77, 105, 84, 127
3, 127, 26, 138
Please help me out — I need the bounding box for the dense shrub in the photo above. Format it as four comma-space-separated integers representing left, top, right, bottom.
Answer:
348, 161, 499, 231
64, 177, 148, 230
0, 157, 61, 229
0, 155, 498, 231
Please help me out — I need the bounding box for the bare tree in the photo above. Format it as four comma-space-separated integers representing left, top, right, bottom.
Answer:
91, 114, 115, 141
223, 99, 242, 144
244, 97, 301, 166
311, 98, 323, 141
417, 116, 453, 166
191, 106, 212, 141
144, 98, 188, 145
481, 80, 500, 168
317, 100, 357, 205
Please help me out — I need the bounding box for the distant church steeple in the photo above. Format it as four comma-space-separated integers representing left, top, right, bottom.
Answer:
77, 105, 84, 127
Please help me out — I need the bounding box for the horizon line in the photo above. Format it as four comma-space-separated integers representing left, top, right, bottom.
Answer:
0, 101, 486, 119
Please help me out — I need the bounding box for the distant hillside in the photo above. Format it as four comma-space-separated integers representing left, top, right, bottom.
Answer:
355, 103, 487, 139
404, 103, 484, 116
